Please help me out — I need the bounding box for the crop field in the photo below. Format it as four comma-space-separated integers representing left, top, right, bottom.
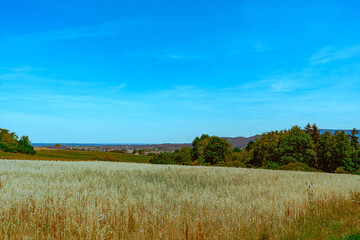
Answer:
0, 160, 360, 239
0, 149, 151, 163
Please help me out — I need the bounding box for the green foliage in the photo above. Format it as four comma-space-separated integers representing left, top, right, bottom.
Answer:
0, 128, 36, 155
246, 124, 360, 174
147, 124, 360, 174
350, 128, 360, 152
191, 134, 210, 161
173, 147, 192, 165
233, 147, 242, 153
149, 152, 176, 164
17, 136, 36, 155
278, 162, 318, 172
342, 233, 360, 240
202, 136, 232, 165
277, 126, 317, 166
265, 161, 280, 170
317, 131, 353, 172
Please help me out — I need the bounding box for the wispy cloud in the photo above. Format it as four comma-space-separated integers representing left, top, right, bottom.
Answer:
310, 45, 360, 64
7, 22, 124, 42
0, 66, 44, 72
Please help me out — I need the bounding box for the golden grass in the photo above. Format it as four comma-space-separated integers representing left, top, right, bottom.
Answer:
0, 149, 151, 163
0, 160, 359, 239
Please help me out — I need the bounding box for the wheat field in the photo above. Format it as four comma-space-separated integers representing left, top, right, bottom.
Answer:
0, 160, 359, 239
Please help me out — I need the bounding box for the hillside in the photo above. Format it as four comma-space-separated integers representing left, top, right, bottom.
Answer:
222, 135, 259, 148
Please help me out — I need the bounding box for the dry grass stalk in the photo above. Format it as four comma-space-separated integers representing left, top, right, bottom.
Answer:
0, 160, 359, 239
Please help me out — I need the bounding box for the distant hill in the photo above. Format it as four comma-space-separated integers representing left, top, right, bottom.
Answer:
222, 136, 260, 148
32, 129, 358, 150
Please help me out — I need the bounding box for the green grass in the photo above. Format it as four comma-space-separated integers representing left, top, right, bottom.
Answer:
0, 149, 151, 163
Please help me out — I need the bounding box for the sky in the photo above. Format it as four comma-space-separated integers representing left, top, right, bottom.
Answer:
0, 0, 360, 143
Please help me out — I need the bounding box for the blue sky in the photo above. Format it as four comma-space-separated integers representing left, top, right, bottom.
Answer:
1, 0, 360, 143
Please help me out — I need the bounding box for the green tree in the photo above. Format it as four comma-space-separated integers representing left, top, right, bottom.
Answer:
17, 136, 36, 155
317, 131, 352, 172
173, 147, 192, 165
304, 123, 312, 134
0, 128, 19, 153
191, 134, 210, 161
310, 124, 321, 146
277, 126, 317, 167
150, 152, 175, 164
233, 147, 242, 153
202, 136, 232, 165
349, 128, 359, 152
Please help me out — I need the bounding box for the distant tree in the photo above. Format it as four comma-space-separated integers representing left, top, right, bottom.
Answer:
304, 123, 312, 134
150, 152, 175, 164
132, 149, 137, 154
277, 126, 317, 167
173, 147, 192, 165
310, 124, 321, 146
138, 149, 144, 155
202, 136, 232, 165
0, 128, 18, 153
233, 147, 242, 153
191, 134, 210, 161
248, 126, 316, 167
317, 131, 352, 172
0, 128, 35, 155
55, 143, 61, 149
245, 140, 255, 151
17, 136, 36, 155
349, 128, 360, 152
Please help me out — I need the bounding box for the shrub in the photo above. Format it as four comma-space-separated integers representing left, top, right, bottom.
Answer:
265, 161, 280, 170
335, 167, 350, 174
278, 162, 318, 172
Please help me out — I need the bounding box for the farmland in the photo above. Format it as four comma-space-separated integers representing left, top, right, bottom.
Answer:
0, 148, 151, 163
0, 160, 359, 239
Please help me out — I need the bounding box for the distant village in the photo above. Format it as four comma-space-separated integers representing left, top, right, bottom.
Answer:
37, 143, 192, 155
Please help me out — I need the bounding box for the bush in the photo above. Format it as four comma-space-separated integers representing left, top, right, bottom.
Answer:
150, 153, 175, 164
335, 167, 350, 174
278, 162, 318, 172
265, 161, 280, 170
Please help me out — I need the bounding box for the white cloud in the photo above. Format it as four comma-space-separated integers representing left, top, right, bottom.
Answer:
310, 45, 360, 64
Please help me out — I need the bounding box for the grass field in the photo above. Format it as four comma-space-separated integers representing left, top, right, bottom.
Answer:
0, 160, 360, 239
0, 149, 151, 163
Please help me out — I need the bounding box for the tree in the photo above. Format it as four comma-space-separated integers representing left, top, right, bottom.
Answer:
191, 134, 210, 161
277, 126, 317, 167
304, 123, 312, 134
349, 128, 359, 152
0, 128, 35, 155
310, 124, 321, 146
173, 147, 192, 165
17, 136, 36, 155
233, 147, 242, 153
317, 131, 352, 172
55, 143, 61, 149
0, 128, 18, 153
202, 136, 232, 165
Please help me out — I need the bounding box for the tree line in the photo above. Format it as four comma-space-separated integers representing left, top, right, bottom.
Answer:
0, 128, 36, 155
150, 124, 360, 174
